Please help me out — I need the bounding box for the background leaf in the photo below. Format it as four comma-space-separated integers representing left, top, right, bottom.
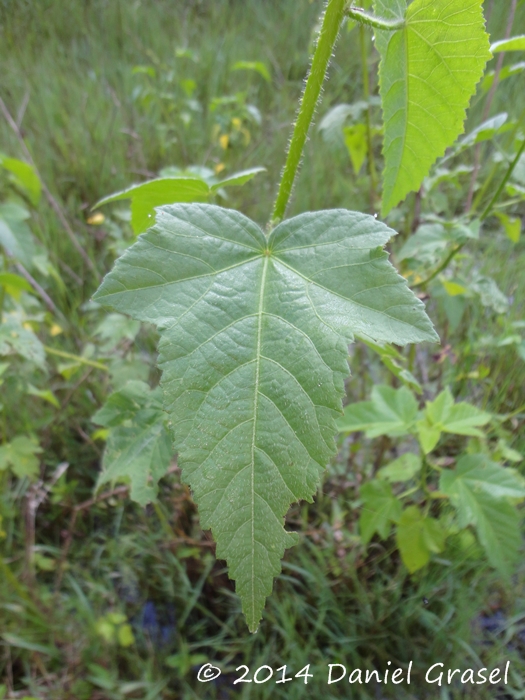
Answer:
359, 481, 402, 544
337, 385, 419, 437
374, 0, 491, 214
440, 456, 525, 576
396, 506, 445, 573
93, 381, 172, 506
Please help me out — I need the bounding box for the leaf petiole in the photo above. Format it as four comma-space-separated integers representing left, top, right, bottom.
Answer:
346, 5, 405, 31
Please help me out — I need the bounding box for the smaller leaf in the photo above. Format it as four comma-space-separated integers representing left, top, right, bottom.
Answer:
343, 124, 368, 175
439, 455, 524, 576
338, 385, 418, 438
441, 280, 467, 296
361, 338, 422, 393
457, 113, 509, 148
440, 454, 525, 501
491, 35, 525, 53
211, 167, 266, 192
425, 388, 491, 438
0, 318, 45, 366
0, 272, 33, 300
94, 178, 211, 234
377, 453, 421, 482
0, 202, 35, 269
0, 157, 41, 206
396, 506, 445, 573
482, 62, 525, 92
359, 481, 402, 545
0, 435, 42, 479
416, 418, 442, 454
93, 381, 172, 505
496, 212, 521, 244
231, 60, 271, 82
27, 385, 60, 409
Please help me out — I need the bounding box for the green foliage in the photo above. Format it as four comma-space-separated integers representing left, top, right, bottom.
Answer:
92, 381, 172, 506
339, 386, 524, 578
373, 0, 491, 214
94, 204, 436, 630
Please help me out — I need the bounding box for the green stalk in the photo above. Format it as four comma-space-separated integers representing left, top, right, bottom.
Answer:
480, 137, 525, 221
43, 346, 109, 371
270, 0, 347, 227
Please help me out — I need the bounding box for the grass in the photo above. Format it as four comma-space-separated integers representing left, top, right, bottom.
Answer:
1, 0, 525, 698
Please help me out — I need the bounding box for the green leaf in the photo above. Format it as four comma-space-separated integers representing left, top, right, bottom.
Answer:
360, 338, 422, 393
0, 202, 35, 269
396, 506, 445, 573
419, 388, 491, 452
0, 318, 45, 366
211, 167, 266, 192
491, 35, 525, 53
337, 385, 419, 437
94, 178, 211, 234
27, 385, 60, 409
0, 435, 42, 479
0, 272, 33, 300
359, 480, 402, 544
440, 454, 525, 501
93, 203, 436, 631
374, 0, 491, 214
377, 452, 421, 482
0, 157, 41, 206
496, 212, 521, 244
440, 458, 522, 576
93, 381, 172, 506
231, 60, 271, 82
343, 124, 368, 175
481, 61, 525, 92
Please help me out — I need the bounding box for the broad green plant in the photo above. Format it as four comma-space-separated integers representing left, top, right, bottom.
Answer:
93, 0, 491, 631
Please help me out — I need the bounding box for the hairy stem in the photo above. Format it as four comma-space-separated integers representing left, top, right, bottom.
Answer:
360, 24, 377, 209
270, 0, 346, 226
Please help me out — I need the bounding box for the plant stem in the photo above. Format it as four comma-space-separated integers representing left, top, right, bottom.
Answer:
414, 136, 525, 290
43, 346, 109, 371
359, 24, 377, 209
270, 0, 347, 227
480, 136, 525, 221
346, 6, 405, 31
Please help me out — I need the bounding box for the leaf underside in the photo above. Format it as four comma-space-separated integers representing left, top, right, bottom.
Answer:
374, 0, 491, 214
93, 203, 437, 631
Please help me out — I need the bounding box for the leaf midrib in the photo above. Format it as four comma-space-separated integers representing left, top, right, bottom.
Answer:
250, 254, 269, 622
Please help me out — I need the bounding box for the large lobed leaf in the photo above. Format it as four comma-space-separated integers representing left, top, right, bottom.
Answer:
93, 203, 436, 630
374, 0, 491, 214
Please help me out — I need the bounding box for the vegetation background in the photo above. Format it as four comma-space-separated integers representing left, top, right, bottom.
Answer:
0, 0, 524, 697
